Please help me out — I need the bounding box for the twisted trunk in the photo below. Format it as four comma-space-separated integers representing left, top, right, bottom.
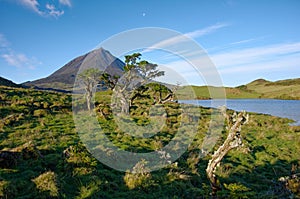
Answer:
206, 111, 248, 196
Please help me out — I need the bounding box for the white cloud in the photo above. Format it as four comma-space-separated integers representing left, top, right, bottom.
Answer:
59, 0, 72, 7
19, 0, 43, 15
2, 52, 41, 70
46, 4, 64, 17
18, 0, 65, 18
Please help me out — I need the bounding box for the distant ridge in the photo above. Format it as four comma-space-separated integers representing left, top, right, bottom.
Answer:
23, 48, 124, 91
0, 76, 21, 88
244, 78, 300, 99
177, 78, 300, 100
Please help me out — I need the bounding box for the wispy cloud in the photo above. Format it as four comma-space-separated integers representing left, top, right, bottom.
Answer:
143, 23, 229, 53
19, 0, 43, 15
0, 33, 42, 70
229, 38, 260, 45
18, 0, 68, 18
156, 41, 300, 86
46, 4, 64, 17
206, 36, 266, 53
0, 34, 10, 48
2, 53, 40, 69
211, 42, 300, 69
218, 53, 300, 74
185, 23, 229, 38
59, 0, 72, 7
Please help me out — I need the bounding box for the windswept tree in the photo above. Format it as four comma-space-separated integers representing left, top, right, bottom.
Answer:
113, 53, 165, 114
78, 68, 102, 112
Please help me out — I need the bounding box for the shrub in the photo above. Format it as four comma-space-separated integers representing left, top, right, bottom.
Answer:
124, 159, 153, 190
223, 183, 254, 199
33, 109, 48, 117
0, 180, 8, 197
32, 171, 59, 197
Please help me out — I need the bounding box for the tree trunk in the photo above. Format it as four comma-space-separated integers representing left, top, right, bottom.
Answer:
121, 97, 129, 114
112, 89, 130, 115
85, 83, 93, 112
86, 94, 91, 112
206, 111, 248, 196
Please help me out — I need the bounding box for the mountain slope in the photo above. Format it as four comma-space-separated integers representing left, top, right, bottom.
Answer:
23, 48, 124, 91
0, 76, 21, 88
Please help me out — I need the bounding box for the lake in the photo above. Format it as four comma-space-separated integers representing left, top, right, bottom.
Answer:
179, 99, 300, 126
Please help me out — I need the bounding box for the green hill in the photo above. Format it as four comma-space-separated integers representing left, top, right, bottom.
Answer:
0, 85, 299, 198
177, 78, 300, 100
177, 85, 260, 99
245, 78, 300, 99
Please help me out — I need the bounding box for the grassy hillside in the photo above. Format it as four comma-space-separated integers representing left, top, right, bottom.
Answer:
0, 86, 299, 198
244, 78, 300, 99
178, 78, 300, 100
177, 85, 260, 99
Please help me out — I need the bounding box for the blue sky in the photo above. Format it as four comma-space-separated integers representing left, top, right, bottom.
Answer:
0, 0, 300, 86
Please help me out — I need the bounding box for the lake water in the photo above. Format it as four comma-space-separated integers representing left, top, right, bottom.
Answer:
179, 99, 300, 126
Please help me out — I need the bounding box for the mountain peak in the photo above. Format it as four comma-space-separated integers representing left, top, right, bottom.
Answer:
22, 48, 125, 91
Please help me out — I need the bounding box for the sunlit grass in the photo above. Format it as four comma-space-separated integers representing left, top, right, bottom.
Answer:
0, 86, 299, 198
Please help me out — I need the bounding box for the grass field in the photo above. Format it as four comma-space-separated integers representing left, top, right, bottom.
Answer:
0, 85, 299, 198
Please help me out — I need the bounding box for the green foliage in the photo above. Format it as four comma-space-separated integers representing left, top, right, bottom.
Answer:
75, 180, 102, 199
124, 53, 164, 79
222, 183, 254, 198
